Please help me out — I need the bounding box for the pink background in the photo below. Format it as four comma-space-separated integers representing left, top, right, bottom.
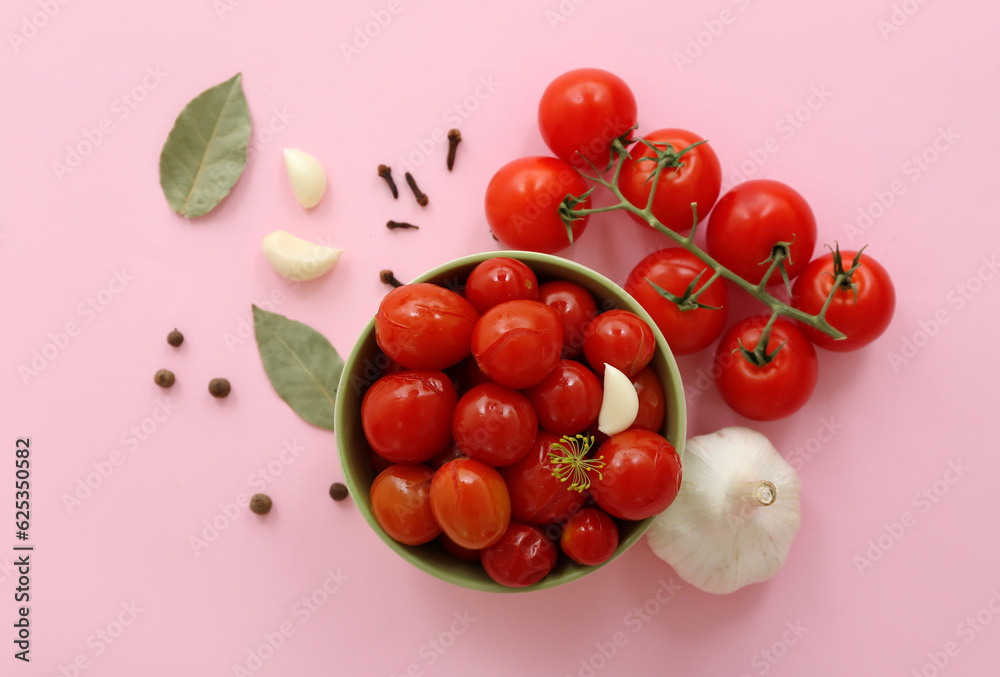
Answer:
3, 0, 999, 675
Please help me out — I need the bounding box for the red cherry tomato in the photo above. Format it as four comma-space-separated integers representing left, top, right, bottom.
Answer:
464, 257, 539, 314
714, 316, 819, 421
376, 283, 480, 370
560, 507, 619, 566
430, 458, 511, 549
523, 360, 602, 436
625, 248, 728, 355
617, 129, 722, 235
537, 68, 638, 170
500, 431, 587, 525
426, 443, 466, 470
452, 383, 538, 467
370, 465, 441, 546
485, 157, 591, 254
361, 371, 457, 464
589, 429, 682, 521
537, 280, 599, 358
706, 180, 817, 286
481, 522, 557, 588
582, 310, 655, 377
630, 367, 666, 433
791, 249, 896, 351
472, 300, 563, 389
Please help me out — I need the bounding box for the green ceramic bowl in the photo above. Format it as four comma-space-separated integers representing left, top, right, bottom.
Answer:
335, 251, 686, 592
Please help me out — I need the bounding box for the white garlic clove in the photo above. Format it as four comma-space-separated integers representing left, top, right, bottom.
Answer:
597, 363, 639, 436
261, 230, 343, 281
283, 148, 327, 208
647, 426, 801, 595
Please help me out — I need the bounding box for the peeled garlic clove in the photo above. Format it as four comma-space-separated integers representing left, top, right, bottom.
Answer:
283, 148, 327, 208
261, 231, 343, 281
647, 426, 801, 594
597, 363, 639, 436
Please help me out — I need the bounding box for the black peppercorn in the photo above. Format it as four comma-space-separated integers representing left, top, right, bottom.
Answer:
249, 494, 272, 515
329, 483, 349, 501
208, 378, 231, 398
154, 369, 175, 388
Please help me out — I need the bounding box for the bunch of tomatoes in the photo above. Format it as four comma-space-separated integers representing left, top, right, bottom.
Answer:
362, 257, 682, 587
484, 69, 896, 421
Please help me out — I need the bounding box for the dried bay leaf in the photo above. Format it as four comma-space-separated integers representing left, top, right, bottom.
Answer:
253, 305, 343, 431
159, 73, 251, 218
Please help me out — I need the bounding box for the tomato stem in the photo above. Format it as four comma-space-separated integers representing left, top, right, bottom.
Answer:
563, 142, 849, 359
548, 434, 604, 493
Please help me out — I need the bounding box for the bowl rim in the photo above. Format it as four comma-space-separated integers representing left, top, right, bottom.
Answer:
335, 251, 686, 593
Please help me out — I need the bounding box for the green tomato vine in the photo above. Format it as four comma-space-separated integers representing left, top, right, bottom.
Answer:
560, 133, 858, 365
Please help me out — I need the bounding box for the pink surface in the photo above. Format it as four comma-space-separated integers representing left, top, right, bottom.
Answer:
3, 0, 999, 675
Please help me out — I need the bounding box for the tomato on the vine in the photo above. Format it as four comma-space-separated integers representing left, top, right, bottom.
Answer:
370, 465, 440, 546
537, 68, 638, 170
481, 523, 557, 588
523, 359, 602, 436
617, 128, 722, 235
791, 248, 896, 351
560, 507, 619, 566
537, 280, 599, 358
706, 180, 817, 286
361, 371, 457, 464
589, 429, 682, 521
714, 316, 819, 421
430, 458, 511, 550
472, 300, 563, 389
485, 156, 591, 254
452, 383, 538, 467
582, 310, 655, 377
625, 248, 728, 355
464, 257, 539, 314
376, 283, 480, 370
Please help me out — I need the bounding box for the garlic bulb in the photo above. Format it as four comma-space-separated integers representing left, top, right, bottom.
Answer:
283, 148, 327, 208
597, 363, 639, 436
261, 231, 343, 281
647, 426, 800, 594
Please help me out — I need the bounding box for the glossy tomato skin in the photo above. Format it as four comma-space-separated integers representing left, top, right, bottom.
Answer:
501, 431, 588, 525
791, 251, 896, 351
464, 257, 540, 314
715, 316, 819, 421
370, 464, 441, 546
537, 281, 599, 358
706, 180, 817, 286
523, 360, 602, 436
481, 523, 557, 588
582, 310, 655, 377
361, 371, 457, 464
452, 383, 539, 467
485, 157, 591, 254
376, 283, 480, 370
472, 300, 563, 389
590, 429, 682, 521
560, 507, 619, 566
437, 532, 481, 562
618, 129, 722, 235
430, 458, 511, 549
630, 367, 666, 433
625, 248, 728, 355
537, 68, 638, 170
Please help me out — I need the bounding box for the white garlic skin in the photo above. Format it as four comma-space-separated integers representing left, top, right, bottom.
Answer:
261, 230, 343, 281
597, 363, 639, 436
283, 148, 327, 208
647, 426, 801, 594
